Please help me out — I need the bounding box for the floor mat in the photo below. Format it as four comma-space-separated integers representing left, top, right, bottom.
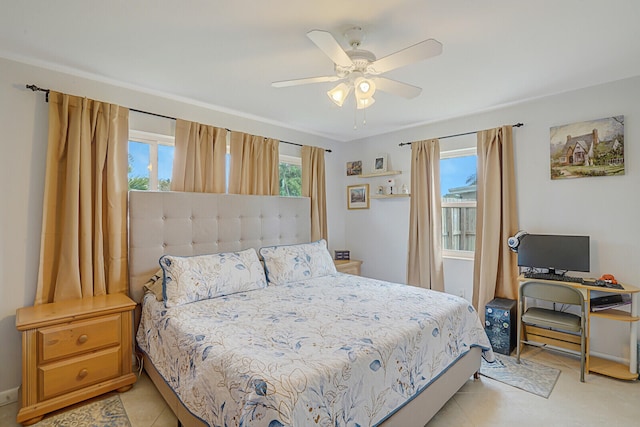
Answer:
33, 394, 131, 427
480, 353, 561, 398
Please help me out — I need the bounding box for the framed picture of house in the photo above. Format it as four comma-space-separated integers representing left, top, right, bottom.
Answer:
373, 154, 387, 173
550, 116, 624, 180
347, 184, 369, 209
346, 160, 362, 176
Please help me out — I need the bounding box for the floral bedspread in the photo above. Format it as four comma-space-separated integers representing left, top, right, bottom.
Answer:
137, 273, 494, 427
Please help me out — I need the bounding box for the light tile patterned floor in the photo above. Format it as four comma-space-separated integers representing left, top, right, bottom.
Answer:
2, 346, 639, 426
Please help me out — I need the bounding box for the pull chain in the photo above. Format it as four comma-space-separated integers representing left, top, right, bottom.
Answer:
353, 103, 357, 130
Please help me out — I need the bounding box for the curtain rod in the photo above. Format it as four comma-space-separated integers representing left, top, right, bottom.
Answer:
26, 84, 332, 153
398, 122, 524, 147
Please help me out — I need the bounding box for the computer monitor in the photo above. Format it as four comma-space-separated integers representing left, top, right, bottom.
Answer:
517, 234, 590, 274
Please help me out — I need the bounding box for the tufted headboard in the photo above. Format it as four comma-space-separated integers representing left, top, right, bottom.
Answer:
128, 191, 311, 303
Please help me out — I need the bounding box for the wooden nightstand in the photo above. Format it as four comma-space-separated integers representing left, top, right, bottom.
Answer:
334, 259, 363, 276
16, 293, 137, 425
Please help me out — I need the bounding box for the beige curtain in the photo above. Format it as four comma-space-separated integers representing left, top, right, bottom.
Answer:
302, 145, 328, 242
171, 119, 227, 193
473, 125, 519, 321
35, 92, 129, 305
228, 132, 279, 195
407, 139, 445, 291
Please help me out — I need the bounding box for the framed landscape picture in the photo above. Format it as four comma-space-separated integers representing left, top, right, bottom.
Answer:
550, 116, 624, 179
347, 184, 369, 209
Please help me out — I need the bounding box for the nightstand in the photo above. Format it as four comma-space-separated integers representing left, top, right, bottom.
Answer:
334, 259, 363, 276
16, 293, 137, 425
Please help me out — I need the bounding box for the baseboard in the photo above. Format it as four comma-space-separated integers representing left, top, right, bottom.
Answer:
590, 350, 627, 366
0, 386, 19, 406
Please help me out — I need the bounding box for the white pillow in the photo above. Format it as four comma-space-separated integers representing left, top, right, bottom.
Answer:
259, 239, 337, 285
160, 248, 267, 307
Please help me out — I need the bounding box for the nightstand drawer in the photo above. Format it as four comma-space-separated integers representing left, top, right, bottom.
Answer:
38, 314, 121, 363
38, 346, 121, 400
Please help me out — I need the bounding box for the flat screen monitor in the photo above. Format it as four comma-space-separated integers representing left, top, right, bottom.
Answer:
517, 234, 590, 273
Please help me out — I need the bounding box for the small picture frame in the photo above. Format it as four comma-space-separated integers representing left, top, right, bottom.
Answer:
347, 184, 369, 209
346, 160, 362, 176
373, 154, 387, 173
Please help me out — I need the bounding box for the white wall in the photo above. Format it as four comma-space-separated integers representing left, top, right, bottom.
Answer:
343, 75, 640, 362
0, 56, 347, 394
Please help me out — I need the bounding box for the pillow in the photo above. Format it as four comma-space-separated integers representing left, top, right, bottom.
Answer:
142, 269, 164, 302
160, 248, 267, 307
259, 239, 336, 285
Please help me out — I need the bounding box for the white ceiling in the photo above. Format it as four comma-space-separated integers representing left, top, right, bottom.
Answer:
2, 1, 640, 142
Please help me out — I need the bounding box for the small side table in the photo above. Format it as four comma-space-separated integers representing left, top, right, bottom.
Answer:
16, 293, 137, 425
334, 259, 363, 276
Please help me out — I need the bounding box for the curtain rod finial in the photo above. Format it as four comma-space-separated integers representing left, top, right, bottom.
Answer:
26, 84, 50, 102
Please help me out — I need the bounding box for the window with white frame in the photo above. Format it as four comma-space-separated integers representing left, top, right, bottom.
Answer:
128, 130, 175, 191
279, 154, 302, 197
441, 147, 477, 257
128, 130, 301, 195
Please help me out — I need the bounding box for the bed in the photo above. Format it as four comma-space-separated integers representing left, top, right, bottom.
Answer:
128, 191, 494, 427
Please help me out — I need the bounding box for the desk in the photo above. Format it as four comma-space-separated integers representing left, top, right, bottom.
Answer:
518, 275, 639, 380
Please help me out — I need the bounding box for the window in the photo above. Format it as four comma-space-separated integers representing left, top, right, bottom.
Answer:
128, 130, 174, 191
128, 131, 300, 195
279, 154, 302, 197
441, 148, 477, 257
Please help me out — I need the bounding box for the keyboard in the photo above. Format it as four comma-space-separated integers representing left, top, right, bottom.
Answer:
523, 272, 584, 283
583, 279, 624, 289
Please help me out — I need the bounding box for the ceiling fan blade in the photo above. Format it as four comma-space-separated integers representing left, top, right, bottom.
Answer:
372, 77, 422, 99
306, 30, 354, 67
272, 75, 341, 88
369, 39, 442, 74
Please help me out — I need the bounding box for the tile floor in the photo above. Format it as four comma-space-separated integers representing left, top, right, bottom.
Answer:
1, 346, 639, 426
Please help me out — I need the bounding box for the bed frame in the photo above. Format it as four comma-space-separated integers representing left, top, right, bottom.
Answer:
128, 191, 481, 427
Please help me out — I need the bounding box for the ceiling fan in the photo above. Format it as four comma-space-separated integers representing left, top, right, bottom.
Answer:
272, 27, 442, 109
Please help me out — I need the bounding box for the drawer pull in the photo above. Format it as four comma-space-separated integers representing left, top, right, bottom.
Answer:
77, 334, 89, 344
78, 368, 89, 379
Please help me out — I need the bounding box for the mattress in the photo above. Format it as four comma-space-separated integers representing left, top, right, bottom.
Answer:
137, 273, 494, 426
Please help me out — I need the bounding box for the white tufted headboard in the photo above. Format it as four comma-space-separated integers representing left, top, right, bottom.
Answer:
128, 191, 311, 303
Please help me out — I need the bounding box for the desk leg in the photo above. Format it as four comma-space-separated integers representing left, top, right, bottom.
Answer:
631, 293, 638, 375
585, 290, 591, 373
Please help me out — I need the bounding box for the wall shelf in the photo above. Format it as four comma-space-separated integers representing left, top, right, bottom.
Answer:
371, 193, 410, 199
358, 170, 402, 178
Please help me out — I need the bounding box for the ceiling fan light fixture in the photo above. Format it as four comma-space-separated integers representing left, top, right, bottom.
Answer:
356, 96, 375, 110
354, 77, 376, 99
327, 82, 352, 107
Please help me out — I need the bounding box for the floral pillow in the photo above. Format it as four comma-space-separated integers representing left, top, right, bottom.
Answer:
160, 248, 267, 307
259, 239, 336, 285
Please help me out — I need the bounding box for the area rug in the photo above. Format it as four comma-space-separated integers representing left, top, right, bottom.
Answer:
34, 394, 131, 427
480, 353, 560, 398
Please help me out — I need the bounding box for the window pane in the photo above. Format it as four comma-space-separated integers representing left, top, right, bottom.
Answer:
442, 206, 476, 251
158, 144, 174, 191
441, 154, 477, 252
128, 141, 150, 190
441, 155, 477, 201
279, 162, 301, 197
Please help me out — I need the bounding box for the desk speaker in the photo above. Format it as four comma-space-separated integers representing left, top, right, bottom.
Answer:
485, 298, 517, 355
